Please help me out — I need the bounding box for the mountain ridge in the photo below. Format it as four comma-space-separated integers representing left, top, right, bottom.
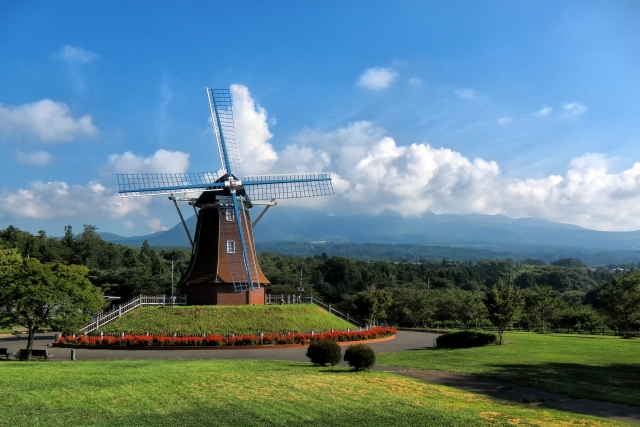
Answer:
97, 209, 640, 264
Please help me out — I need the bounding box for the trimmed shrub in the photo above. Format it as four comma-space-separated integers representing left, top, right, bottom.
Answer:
343, 344, 375, 371
435, 331, 497, 348
306, 339, 342, 366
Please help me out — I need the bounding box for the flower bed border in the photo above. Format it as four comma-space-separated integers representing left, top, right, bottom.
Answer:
54, 334, 396, 350
54, 327, 397, 349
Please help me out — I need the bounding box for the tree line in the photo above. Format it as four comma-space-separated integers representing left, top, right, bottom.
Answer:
1, 225, 639, 339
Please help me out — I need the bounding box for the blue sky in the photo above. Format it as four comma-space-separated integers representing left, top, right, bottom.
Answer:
1, 1, 640, 235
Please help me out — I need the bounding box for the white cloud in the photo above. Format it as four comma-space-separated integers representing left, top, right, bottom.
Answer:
563, 102, 587, 116
408, 77, 422, 87
357, 67, 398, 90
497, 117, 513, 126
455, 88, 478, 99
534, 106, 552, 117
107, 149, 190, 174
4, 86, 635, 233
53, 45, 100, 64
285, 119, 640, 231
15, 150, 52, 165
202, 86, 640, 230
230, 84, 278, 175
0, 181, 148, 221
0, 99, 98, 142
146, 218, 168, 233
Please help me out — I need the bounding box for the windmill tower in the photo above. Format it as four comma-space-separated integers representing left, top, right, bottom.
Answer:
116, 88, 333, 305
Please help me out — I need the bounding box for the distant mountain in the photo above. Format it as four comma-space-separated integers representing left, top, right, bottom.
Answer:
98, 208, 640, 263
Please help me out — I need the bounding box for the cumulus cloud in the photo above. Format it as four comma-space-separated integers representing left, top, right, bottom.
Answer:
107, 149, 190, 174
534, 106, 552, 117
3, 86, 634, 233
455, 88, 477, 99
53, 45, 100, 64
231, 86, 640, 230
357, 67, 398, 90
563, 102, 587, 116
15, 150, 52, 165
230, 84, 278, 175
408, 77, 422, 87
0, 181, 148, 221
497, 117, 513, 126
0, 99, 98, 142
0, 180, 173, 233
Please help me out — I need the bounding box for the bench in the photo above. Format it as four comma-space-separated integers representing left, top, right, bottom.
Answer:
24, 349, 53, 360
0, 348, 15, 360
12, 327, 52, 336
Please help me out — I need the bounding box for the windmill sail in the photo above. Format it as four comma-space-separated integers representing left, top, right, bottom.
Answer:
207, 88, 242, 176
243, 173, 334, 200
117, 172, 221, 196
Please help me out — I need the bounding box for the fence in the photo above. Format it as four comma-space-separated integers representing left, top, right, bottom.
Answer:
80, 294, 187, 334
265, 294, 303, 305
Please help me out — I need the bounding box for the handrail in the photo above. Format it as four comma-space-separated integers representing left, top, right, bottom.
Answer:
305, 296, 363, 328
80, 294, 187, 334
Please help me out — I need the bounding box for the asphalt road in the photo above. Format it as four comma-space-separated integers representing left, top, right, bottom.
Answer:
0, 330, 437, 363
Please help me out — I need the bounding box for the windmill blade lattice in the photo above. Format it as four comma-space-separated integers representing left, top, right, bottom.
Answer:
117, 172, 221, 196
207, 88, 242, 176
243, 173, 334, 201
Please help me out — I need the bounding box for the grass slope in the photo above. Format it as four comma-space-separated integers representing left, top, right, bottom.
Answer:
0, 360, 628, 427
99, 304, 354, 335
377, 332, 640, 407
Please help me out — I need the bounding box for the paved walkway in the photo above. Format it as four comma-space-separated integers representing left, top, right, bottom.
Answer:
2, 331, 639, 424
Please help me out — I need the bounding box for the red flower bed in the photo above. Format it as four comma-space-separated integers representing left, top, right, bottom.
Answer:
58, 327, 397, 347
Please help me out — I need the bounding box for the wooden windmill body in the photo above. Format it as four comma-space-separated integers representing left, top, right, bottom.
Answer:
180, 185, 269, 305
117, 88, 333, 305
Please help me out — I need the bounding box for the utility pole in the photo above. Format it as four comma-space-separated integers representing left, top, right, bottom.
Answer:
297, 269, 305, 303
171, 260, 174, 298
427, 277, 430, 292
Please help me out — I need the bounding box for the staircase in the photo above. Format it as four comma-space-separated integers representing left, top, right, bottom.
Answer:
80, 294, 186, 334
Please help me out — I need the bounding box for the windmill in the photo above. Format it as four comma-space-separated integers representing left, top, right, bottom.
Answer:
117, 88, 333, 305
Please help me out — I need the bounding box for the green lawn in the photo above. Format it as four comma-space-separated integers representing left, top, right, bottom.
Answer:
0, 359, 629, 427
377, 332, 640, 407
99, 304, 354, 335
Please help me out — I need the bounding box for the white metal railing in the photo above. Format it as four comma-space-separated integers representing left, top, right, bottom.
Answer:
80, 294, 186, 334
265, 294, 303, 305
304, 296, 363, 327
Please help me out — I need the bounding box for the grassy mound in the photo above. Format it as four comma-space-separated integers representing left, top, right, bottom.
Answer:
378, 332, 640, 407
98, 304, 354, 335
0, 359, 622, 427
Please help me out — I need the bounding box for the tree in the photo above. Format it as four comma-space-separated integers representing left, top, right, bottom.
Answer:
0, 250, 106, 359
599, 273, 640, 338
353, 286, 392, 326
457, 291, 488, 329
529, 285, 560, 333
483, 279, 524, 344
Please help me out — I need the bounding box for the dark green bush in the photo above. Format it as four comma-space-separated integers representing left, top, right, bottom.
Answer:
306, 339, 342, 366
343, 344, 375, 371
435, 331, 497, 348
